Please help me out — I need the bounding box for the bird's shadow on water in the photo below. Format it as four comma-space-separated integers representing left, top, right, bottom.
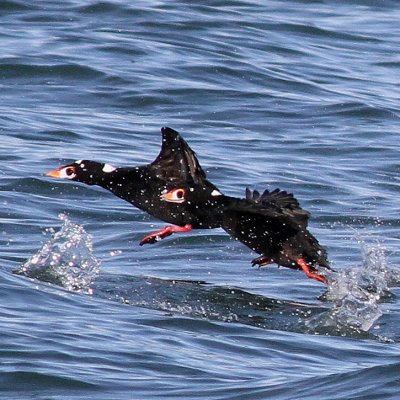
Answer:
11, 214, 400, 342
92, 273, 327, 333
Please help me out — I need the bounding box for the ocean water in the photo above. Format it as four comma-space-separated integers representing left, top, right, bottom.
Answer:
1, 0, 400, 399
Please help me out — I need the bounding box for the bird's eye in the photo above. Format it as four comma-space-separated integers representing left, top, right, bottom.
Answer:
60, 166, 77, 179
65, 167, 75, 176
161, 188, 187, 203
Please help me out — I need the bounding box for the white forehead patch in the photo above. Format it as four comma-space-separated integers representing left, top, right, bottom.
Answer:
211, 190, 223, 196
102, 163, 116, 173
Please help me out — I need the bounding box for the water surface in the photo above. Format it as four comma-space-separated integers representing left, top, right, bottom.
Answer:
1, 1, 400, 399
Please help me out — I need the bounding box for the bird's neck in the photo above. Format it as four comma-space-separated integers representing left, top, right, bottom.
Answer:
96, 166, 162, 209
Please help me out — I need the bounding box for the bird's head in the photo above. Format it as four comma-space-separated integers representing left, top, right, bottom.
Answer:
46, 160, 116, 185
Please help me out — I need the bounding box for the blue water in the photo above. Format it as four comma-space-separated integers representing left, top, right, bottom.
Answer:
1, 0, 400, 398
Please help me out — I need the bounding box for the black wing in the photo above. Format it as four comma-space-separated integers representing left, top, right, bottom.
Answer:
222, 189, 328, 269
149, 127, 210, 185
242, 188, 310, 228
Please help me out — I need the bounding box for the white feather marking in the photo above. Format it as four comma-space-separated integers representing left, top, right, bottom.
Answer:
211, 189, 223, 196
102, 163, 116, 173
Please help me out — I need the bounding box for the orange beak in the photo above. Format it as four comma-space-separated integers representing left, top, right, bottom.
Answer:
46, 167, 63, 178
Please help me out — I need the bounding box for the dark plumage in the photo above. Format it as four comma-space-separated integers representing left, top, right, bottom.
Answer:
46, 127, 222, 244
47, 126, 329, 283
161, 184, 329, 283
222, 188, 329, 283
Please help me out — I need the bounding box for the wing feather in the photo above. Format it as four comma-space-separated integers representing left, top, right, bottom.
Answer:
149, 127, 209, 185
240, 188, 310, 228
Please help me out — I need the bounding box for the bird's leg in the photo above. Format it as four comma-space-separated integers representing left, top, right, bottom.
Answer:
251, 255, 273, 268
139, 224, 192, 245
296, 258, 327, 284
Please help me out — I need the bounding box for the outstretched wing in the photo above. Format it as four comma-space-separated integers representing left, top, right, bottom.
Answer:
222, 188, 310, 250
222, 189, 328, 269
149, 127, 210, 185
242, 188, 310, 228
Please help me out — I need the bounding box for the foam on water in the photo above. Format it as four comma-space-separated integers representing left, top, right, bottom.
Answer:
307, 243, 399, 335
11, 215, 400, 339
14, 214, 100, 293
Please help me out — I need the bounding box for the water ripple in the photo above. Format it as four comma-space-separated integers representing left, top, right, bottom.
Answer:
2, 0, 400, 398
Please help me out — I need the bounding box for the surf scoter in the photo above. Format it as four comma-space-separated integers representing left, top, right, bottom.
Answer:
161, 184, 329, 283
46, 127, 223, 245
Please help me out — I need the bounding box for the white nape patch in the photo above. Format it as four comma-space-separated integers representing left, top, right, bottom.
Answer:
211, 189, 223, 196
75, 160, 83, 164
102, 163, 116, 173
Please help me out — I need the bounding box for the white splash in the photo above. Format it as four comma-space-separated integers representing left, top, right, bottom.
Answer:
14, 214, 100, 293
307, 242, 399, 334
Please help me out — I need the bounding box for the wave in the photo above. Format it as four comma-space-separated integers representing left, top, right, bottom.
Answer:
0, 63, 104, 80
12, 216, 399, 340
